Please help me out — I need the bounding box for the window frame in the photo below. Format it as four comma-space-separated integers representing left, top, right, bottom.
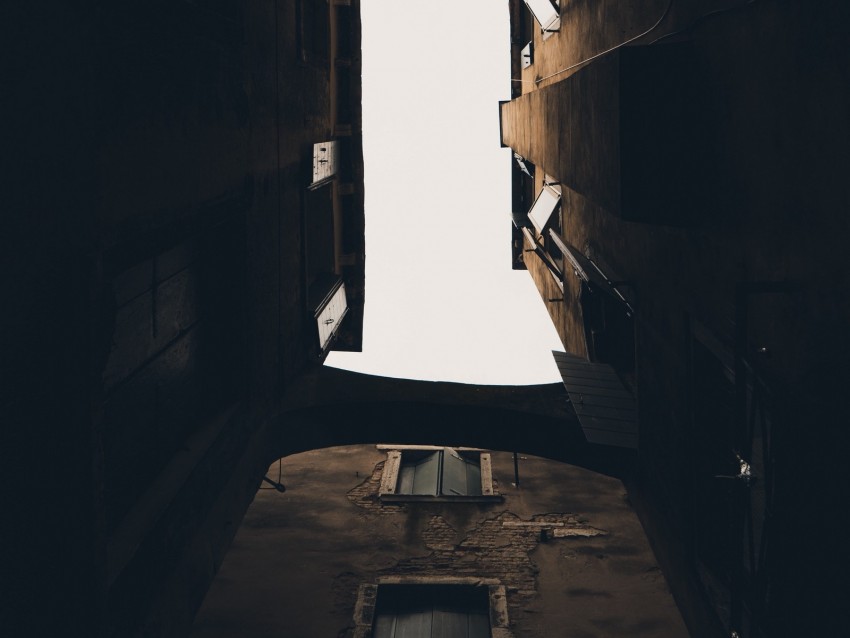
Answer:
523, 0, 560, 38
377, 445, 501, 503
521, 41, 534, 70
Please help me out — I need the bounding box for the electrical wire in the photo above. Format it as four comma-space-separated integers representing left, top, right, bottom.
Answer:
509, 0, 675, 86
536, 0, 675, 85
511, 0, 758, 87
649, 0, 758, 45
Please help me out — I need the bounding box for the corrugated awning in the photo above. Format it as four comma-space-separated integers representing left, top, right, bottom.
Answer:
553, 351, 638, 449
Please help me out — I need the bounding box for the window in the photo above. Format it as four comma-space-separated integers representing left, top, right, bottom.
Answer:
399, 449, 480, 496
521, 41, 533, 70
527, 183, 561, 234
310, 140, 338, 189
523, 0, 560, 36
513, 152, 534, 177
378, 446, 500, 501
315, 279, 348, 351
373, 585, 490, 638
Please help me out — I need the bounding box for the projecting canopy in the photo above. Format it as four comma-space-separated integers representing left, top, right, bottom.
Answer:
553, 351, 638, 449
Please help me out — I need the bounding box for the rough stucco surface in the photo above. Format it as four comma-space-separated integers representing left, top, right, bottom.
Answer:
191, 444, 686, 637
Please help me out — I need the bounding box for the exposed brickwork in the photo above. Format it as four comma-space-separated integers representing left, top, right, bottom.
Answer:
421, 514, 459, 551
385, 511, 600, 617
346, 460, 407, 514
348, 460, 607, 631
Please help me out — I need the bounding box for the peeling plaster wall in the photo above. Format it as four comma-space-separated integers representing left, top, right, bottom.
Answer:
191, 444, 687, 638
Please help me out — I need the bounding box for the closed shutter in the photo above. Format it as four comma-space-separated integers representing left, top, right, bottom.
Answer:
374, 608, 489, 638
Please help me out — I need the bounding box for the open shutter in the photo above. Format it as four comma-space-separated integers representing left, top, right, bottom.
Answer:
311, 140, 338, 189
441, 450, 482, 496
523, 0, 560, 33
398, 452, 441, 496
316, 282, 348, 350
527, 185, 561, 233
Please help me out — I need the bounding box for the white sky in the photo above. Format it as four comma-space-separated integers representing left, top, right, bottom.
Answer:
325, 0, 564, 385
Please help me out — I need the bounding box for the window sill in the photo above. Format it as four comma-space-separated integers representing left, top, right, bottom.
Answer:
379, 493, 504, 504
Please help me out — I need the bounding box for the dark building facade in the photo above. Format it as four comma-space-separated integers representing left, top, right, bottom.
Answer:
503, 1, 850, 636
3, 1, 849, 636
4, 2, 365, 635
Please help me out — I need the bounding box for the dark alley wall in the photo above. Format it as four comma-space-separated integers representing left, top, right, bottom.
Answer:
3, 1, 364, 636
502, 1, 850, 635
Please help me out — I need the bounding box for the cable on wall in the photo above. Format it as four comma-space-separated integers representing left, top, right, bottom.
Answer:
649, 0, 758, 45
532, 0, 675, 85
510, 0, 758, 86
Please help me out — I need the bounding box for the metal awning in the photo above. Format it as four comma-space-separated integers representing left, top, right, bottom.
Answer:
553, 351, 638, 449
549, 230, 634, 315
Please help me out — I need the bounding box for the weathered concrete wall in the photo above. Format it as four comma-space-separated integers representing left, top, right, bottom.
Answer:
192, 445, 688, 638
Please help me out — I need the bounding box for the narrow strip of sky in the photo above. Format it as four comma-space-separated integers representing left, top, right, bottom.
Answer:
326, 0, 564, 385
